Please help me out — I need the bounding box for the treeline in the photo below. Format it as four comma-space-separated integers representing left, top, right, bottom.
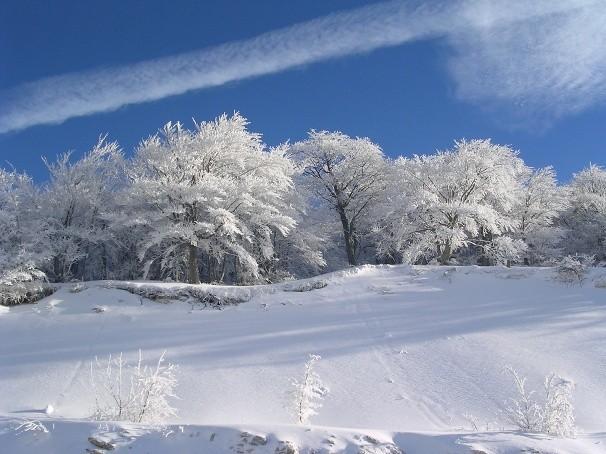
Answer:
1, 113, 605, 286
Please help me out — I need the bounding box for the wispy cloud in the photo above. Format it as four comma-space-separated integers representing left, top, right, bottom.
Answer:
1, 0, 604, 133
448, 0, 606, 121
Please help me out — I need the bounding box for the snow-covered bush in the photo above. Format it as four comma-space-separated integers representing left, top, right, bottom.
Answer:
90, 350, 178, 424
503, 367, 575, 437
555, 255, 592, 284
542, 373, 575, 437
0, 281, 54, 307
0, 264, 53, 306
288, 354, 328, 425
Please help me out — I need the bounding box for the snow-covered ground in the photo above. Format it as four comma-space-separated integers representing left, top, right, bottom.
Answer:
1, 265, 605, 453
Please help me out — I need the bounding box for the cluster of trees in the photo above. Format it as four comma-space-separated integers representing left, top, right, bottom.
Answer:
1, 113, 605, 286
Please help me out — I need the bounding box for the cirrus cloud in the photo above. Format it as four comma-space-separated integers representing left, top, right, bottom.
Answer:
0, 0, 604, 134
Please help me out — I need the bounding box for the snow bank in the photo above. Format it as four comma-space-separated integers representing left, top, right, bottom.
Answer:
1, 418, 604, 454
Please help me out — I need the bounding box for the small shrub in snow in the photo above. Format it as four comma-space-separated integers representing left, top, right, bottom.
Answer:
90, 350, 178, 424
502, 367, 575, 437
554, 255, 592, 285
542, 373, 576, 437
288, 354, 328, 425
503, 367, 543, 432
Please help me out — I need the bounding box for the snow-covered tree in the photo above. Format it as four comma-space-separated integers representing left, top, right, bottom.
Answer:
561, 164, 606, 262
288, 354, 328, 425
291, 131, 387, 266
0, 168, 49, 288
378, 139, 525, 265
39, 137, 124, 281
262, 170, 327, 280
3, 113, 605, 286
127, 113, 296, 284
512, 166, 567, 264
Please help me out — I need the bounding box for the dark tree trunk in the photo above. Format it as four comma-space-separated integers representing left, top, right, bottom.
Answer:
187, 244, 200, 284
439, 242, 452, 265
53, 255, 62, 282
337, 207, 357, 266
477, 227, 493, 266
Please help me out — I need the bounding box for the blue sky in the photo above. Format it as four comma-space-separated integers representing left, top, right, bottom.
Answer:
1, 0, 604, 181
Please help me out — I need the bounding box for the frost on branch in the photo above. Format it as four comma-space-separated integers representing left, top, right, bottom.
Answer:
502, 367, 575, 437
90, 350, 178, 424
502, 367, 542, 432
288, 354, 328, 425
14, 419, 49, 435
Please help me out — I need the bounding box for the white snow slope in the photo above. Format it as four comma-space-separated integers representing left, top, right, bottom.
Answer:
1, 265, 605, 453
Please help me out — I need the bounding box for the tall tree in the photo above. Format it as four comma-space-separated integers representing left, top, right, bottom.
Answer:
562, 164, 606, 261
512, 166, 567, 264
127, 113, 295, 284
40, 137, 124, 281
378, 139, 525, 265
291, 131, 386, 266
0, 168, 47, 283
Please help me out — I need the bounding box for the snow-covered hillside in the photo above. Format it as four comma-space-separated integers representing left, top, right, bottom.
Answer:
1, 265, 605, 453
